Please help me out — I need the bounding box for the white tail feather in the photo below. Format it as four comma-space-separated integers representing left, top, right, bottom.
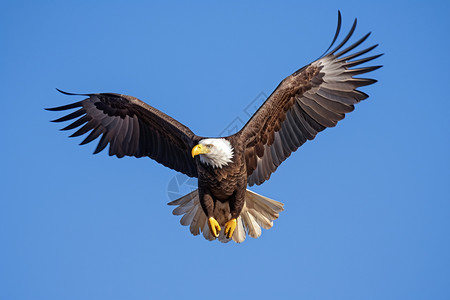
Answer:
189, 205, 204, 235
180, 204, 197, 226
241, 210, 261, 239
233, 216, 246, 243
202, 221, 215, 241
168, 189, 284, 243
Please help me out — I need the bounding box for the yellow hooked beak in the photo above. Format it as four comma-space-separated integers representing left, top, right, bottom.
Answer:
191, 144, 210, 158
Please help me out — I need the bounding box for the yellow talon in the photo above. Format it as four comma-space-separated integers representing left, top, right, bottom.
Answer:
224, 218, 237, 239
208, 217, 221, 237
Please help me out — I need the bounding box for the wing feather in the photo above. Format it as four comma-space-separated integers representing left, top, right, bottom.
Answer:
63, 115, 92, 132
47, 92, 200, 177
80, 126, 104, 145
239, 13, 382, 186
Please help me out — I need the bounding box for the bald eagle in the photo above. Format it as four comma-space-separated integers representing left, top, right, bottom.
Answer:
47, 12, 382, 243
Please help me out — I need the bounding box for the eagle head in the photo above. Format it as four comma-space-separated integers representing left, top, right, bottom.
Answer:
191, 138, 234, 168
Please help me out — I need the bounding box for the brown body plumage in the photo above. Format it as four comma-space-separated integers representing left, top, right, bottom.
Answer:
47, 12, 382, 243
196, 136, 247, 220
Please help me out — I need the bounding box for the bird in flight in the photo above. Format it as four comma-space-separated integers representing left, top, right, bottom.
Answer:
47, 12, 382, 243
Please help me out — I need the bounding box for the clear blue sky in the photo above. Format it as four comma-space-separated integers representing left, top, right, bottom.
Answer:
1, 1, 449, 299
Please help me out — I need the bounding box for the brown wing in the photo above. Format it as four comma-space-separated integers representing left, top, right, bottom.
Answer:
239, 13, 382, 186
47, 90, 200, 177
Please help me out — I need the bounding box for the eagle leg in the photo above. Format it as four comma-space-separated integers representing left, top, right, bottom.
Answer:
208, 217, 221, 237
224, 218, 237, 239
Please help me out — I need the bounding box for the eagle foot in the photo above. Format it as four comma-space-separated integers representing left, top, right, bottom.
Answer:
224, 218, 237, 239
208, 217, 221, 238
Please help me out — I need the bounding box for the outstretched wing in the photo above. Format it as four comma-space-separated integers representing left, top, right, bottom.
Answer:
47, 90, 200, 177
239, 12, 382, 186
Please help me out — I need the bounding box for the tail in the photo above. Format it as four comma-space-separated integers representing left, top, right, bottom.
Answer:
167, 189, 284, 243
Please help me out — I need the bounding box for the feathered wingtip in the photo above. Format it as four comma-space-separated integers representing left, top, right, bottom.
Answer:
310, 10, 384, 99
318, 10, 343, 59
55, 88, 91, 96
318, 10, 384, 65
44, 89, 88, 112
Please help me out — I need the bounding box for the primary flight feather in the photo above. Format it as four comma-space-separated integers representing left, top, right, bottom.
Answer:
47, 12, 382, 243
